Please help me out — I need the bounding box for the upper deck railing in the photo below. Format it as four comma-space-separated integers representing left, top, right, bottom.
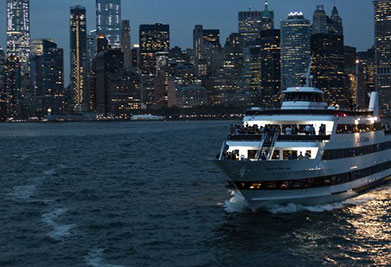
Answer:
245, 109, 374, 117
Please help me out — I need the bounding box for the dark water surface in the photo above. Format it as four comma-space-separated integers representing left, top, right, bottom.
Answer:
1, 121, 391, 266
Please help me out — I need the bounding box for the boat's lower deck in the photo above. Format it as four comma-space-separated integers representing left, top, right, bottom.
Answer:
236, 173, 391, 211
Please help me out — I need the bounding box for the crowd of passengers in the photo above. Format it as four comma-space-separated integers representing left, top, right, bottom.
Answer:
229, 123, 327, 136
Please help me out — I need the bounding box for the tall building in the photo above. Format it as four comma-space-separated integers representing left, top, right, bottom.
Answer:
280, 12, 311, 89
311, 33, 349, 107
96, 0, 121, 48
374, 0, 391, 116
95, 49, 140, 116
330, 6, 343, 35
4, 56, 22, 118
312, 5, 329, 34
30, 39, 64, 100
193, 25, 221, 61
29, 39, 65, 115
6, 0, 30, 74
260, 29, 281, 107
70, 6, 88, 112
139, 23, 170, 105
238, 1, 274, 46
241, 44, 262, 106
313, 5, 343, 35
121, 20, 132, 69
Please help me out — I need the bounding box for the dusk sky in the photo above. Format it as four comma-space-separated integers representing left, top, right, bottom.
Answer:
0, 0, 374, 85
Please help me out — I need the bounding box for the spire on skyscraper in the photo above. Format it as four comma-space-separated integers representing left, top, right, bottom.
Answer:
263, 0, 272, 18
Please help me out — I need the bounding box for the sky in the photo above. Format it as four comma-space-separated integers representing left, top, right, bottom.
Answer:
0, 0, 374, 86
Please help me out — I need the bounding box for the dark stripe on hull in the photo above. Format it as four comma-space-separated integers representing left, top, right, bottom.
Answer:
232, 160, 391, 191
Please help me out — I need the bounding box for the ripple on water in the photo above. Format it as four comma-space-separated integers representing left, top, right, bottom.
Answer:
85, 249, 124, 267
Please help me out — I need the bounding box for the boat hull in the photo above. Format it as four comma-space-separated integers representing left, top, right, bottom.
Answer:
214, 160, 391, 211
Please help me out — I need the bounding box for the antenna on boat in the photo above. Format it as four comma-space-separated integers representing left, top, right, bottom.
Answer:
300, 57, 313, 87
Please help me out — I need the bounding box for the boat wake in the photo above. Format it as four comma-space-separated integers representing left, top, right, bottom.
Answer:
85, 249, 124, 267
223, 189, 381, 214
41, 208, 76, 240
9, 164, 67, 200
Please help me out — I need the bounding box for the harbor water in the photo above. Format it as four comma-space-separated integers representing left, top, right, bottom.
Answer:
1, 121, 391, 266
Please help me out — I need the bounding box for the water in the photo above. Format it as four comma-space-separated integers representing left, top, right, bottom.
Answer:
1, 121, 391, 266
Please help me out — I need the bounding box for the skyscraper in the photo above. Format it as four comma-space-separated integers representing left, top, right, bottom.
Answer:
280, 12, 311, 89
139, 23, 170, 75
139, 23, 170, 105
193, 25, 221, 64
238, 1, 274, 46
96, 0, 121, 48
311, 34, 349, 107
260, 29, 281, 107
70, 5, 88, 112
29, 39, 65, 115
374, 0, 391, 116
121, 20, 131, 69
6, 0, 30, 74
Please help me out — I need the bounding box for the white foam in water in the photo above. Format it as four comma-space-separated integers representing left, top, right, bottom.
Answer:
85, 249, 124, 267
8, 185, 37, 200
223, 188, 386, 214
224, 190, 249, 213
42, 208, 76, 240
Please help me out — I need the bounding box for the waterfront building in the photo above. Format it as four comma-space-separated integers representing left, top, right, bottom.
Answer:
6, 0, 30, 74
95, 49, 140, 116
139, 23, 170, 106
4, 56, 22, 118
70, 5, 88, 112
121, 20, 132, 69
174, 84, 207, 109
238, 0, 274, 46
280, 12, 311, 89
374, 0, 391, 116
29, 39, 65, 114
96, 0, 121, 48
0, 48, 6, 119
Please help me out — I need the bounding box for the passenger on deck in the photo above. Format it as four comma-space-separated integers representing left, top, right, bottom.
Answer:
298, 152, 304, 160
304, 125, 311, 135
285, 126, 292, 135
288, 153, 293, 160
261, 153, 267, 161
305, 153, 310, 160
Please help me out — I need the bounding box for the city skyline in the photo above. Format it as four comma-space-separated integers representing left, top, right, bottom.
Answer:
0, 0, 374, 85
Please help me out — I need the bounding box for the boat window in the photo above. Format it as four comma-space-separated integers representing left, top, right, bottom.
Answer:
248, 150, 258, 160
272, 150, 280, 160
337, 123, 383, 134
322, 141, 391, 160
284, 92, 323, 102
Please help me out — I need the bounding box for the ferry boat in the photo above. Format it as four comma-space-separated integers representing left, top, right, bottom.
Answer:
130, 114, 164, 121
214, 75, 391, 211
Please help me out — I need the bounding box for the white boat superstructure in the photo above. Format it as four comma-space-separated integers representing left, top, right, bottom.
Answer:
215, 85, 391, 211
